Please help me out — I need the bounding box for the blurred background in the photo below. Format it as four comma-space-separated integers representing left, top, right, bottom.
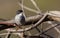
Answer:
0, 0, 60, 38
0, 0, 60, 19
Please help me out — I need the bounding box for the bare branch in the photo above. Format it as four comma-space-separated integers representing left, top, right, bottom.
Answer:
41, 21, 60, 34
30, 0, 41, 13
5, 31, 11, 38
5, 13, 47, 32
17, 2, 40, 14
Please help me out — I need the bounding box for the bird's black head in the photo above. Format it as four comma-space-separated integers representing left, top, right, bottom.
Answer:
16, 10, 23, 14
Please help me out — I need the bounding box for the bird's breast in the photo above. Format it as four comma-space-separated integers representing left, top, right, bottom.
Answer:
15, 13, 25, 25
15, 14, 22, 25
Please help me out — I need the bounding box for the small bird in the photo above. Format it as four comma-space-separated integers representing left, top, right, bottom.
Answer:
0, 10, 25, 30
14, 10, 25, 29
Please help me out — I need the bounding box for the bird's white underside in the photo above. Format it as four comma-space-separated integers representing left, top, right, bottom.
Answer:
15, 13, 23, 25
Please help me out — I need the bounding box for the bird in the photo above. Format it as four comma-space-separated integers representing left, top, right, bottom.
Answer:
0, 10, 25, 29
14, 10, 25, 29
0, 10, 26, 30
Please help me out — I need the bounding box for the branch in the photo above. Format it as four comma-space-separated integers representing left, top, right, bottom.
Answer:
5, 13, 47, 32
25, 15, 43, 24
40, 21, 60, 35
5, 31, 11, 38
48, 11, 60, 22
0, 14, 43, 26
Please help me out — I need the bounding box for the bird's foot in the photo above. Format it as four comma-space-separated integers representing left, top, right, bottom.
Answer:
14, 24, 22, 31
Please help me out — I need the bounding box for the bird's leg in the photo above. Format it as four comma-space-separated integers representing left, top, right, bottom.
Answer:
18, 25, 22, 29
14, 24, 25, 38
14, 24, 19, 31
14, 24, 22, 31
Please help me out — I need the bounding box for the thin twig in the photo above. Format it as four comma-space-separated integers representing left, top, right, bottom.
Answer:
40, 21, 60, 35
18, 2, 40, 14
30, 0, 41, 13
47, 21, 60, 34
5, 31, 11, 38
0, 33, 23, 35
17, 32, 24, 38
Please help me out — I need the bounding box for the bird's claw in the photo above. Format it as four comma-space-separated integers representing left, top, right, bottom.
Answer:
14, 24, 22, 31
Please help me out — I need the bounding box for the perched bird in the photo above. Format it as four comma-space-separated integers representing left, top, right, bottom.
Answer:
15, 10, 25, 25
0, 10, 25, 30
14, 10, 25, 29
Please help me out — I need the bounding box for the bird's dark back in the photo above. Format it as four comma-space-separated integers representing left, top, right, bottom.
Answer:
20, 14, 25, 25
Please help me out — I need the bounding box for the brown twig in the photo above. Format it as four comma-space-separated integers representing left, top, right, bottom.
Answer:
5, 13, 47, 32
